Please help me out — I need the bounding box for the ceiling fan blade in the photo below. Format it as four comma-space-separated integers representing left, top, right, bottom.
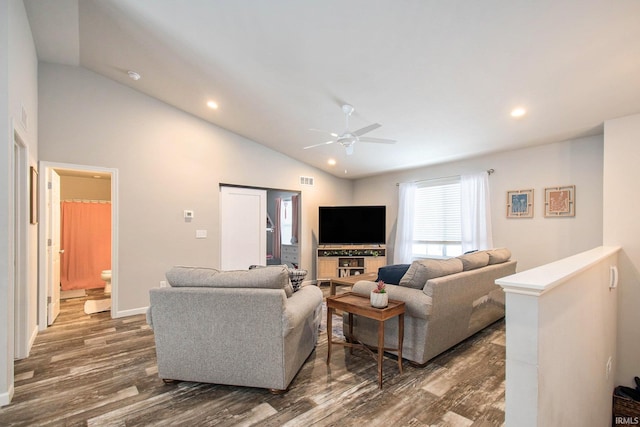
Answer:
309, 128, 339, 137
303, 140, 336, 150
359, 137, 397, 144
353, 123, 381, 136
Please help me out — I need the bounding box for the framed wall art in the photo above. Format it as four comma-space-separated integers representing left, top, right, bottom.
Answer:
544, 185, 575, 217
507, 189, 534, 218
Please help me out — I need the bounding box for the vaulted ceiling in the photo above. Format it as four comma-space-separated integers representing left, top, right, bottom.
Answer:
24, 0, 640, 178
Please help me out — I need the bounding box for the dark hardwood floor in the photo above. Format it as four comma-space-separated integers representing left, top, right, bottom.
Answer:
0, 287, 505, 426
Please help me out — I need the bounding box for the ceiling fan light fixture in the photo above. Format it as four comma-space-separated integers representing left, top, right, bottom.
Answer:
304, 104, 396, 154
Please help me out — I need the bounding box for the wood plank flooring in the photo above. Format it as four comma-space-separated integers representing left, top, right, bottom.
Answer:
0, 287, 506, 426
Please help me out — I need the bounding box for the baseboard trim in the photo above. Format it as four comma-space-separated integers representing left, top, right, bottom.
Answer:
0, 383, 14, 407
114, 306, 148, 318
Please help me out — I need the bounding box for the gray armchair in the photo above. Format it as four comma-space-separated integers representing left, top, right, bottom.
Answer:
147, 265, 323, 393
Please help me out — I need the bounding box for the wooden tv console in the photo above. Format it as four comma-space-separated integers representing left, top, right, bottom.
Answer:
316, 245, 386, 282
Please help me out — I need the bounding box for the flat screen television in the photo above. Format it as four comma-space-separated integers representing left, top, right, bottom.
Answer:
318, 205, 386, 245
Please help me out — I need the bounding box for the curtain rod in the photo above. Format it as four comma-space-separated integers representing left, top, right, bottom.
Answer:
397, 169, 495, 186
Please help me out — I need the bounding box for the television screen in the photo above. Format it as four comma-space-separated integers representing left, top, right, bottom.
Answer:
319, 206, 386, 245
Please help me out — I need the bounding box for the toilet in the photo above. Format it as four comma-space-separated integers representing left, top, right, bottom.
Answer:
101, 270, 112, 294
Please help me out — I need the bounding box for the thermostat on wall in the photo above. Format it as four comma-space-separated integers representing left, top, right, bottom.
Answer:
184, 210, 194, 219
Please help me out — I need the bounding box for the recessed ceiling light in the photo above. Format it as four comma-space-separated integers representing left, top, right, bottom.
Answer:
127, 70, 141, 81
207, 100, 219, 109
328, 159, 336, 166
510, 107, 526, 118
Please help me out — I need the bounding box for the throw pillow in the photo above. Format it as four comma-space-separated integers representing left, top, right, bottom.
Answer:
399, 258, 464, 289
457, 251, 490, 271
376, 264, 411, 284
288, 268, 308, 292
486, 248, 512, 264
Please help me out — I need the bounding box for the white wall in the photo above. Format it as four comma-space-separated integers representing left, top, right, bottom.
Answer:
0, 0, 11, 407
603, 113, 640, 387
9, 0, 38, 349
498, 247, 618, 427
353, 135, 604, 271
38, 63, 353, 313
1, 0, 39, 406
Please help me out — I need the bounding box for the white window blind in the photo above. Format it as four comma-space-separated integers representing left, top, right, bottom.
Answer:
412, 177, 462, 257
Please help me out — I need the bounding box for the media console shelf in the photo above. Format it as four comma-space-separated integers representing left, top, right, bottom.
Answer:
317, 245, 386, 281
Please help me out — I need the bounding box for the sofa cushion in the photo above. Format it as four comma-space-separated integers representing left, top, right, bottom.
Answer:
399, 258, 464, 289
249, 264, 297, 295
486, 248, 512, 264
457, 251, 490, 271
166, 266, 220, 287
376, 264, 411, 284
166, 265, 293, 297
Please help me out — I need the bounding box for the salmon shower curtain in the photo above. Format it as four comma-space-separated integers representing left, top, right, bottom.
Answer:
60, 201, 111, 290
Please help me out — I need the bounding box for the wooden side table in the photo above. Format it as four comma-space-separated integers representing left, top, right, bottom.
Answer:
326, 292, 405, 389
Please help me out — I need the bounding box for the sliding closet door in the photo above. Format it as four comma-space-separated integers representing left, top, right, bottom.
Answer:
220, 186, 266, 270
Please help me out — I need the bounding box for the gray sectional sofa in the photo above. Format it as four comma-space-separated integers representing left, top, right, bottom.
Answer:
147, 265, 323, 392
344, 248, 517, 366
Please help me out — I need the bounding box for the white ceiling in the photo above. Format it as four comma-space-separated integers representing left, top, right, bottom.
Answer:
24, 0, 640, 178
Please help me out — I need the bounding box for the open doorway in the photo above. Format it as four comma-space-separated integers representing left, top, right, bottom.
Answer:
219, 184, 301, 271
266, 190, 301, 268
38, 162, 118, 329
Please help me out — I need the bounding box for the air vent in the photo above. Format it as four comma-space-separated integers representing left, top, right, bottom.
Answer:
300, 176, 314, 186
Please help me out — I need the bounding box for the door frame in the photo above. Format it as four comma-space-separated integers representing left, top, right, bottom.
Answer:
38, 161, 119, 330
219, 183, 302, 269
11, 122, 29, 359
46, 169, 61, 325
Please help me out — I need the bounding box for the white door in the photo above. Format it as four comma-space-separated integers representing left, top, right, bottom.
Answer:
220, 186, 266, 270
47, 169, 61, 325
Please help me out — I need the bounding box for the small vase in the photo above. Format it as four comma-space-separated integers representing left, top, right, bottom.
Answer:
370, 291, 388, 308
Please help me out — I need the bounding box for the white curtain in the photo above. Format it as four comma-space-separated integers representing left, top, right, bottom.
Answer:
461, 172, 493, 252
393, 182, 417, 264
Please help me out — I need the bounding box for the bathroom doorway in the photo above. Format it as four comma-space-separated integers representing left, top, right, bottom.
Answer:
38, 162, 118, 329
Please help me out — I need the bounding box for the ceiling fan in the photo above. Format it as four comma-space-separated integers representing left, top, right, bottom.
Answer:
304, 104, 396, 155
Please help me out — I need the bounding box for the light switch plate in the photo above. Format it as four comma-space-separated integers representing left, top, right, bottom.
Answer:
196, 230, 207, 239
184, 210, 194, 219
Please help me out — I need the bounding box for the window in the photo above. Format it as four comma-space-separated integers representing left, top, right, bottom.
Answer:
412, 177, 462, 258
280, 198, 292, 245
